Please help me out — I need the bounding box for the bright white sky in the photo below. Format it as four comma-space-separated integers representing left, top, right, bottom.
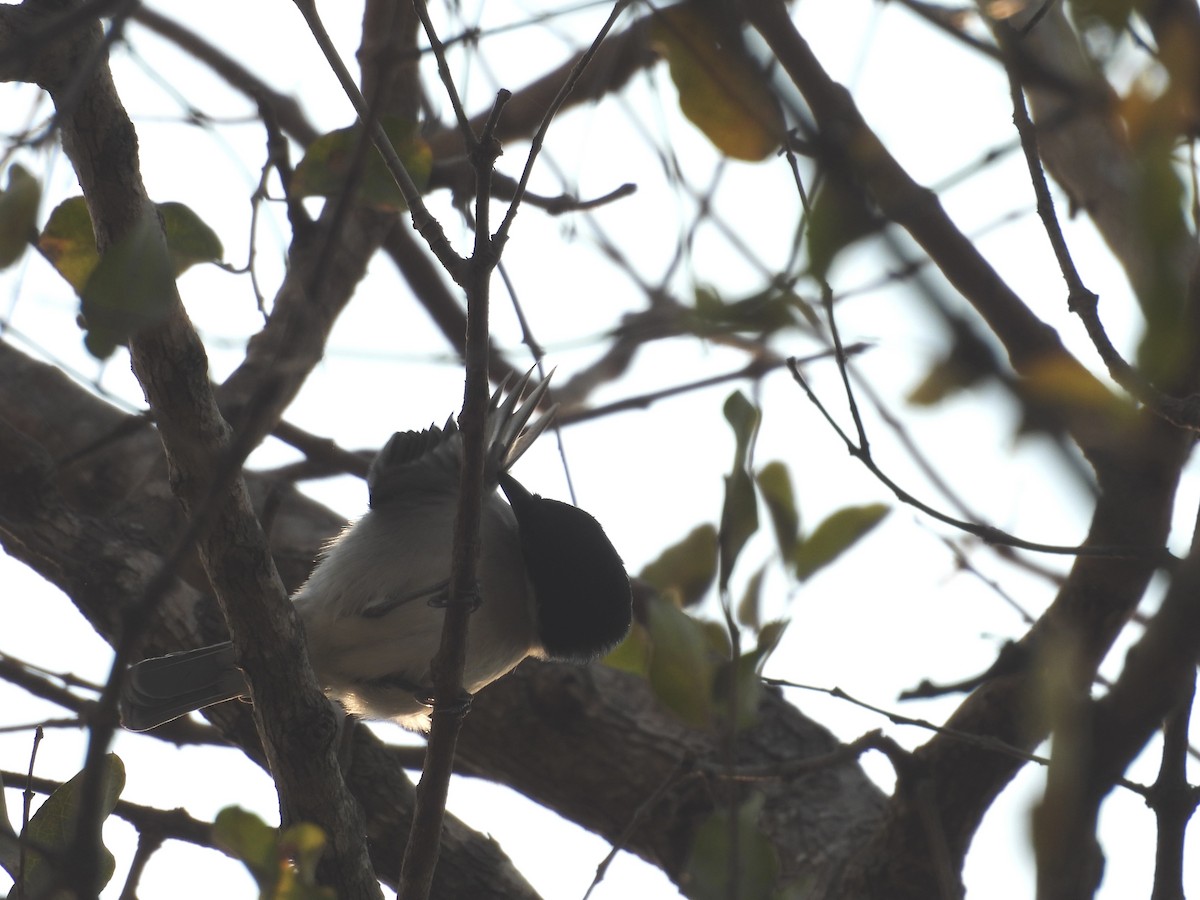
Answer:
2, 1, 1197, 897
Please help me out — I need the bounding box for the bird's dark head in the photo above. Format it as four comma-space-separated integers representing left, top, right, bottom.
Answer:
499, 473, 632, 662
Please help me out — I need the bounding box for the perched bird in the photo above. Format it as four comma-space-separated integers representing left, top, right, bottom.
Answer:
121, 371, 632, 732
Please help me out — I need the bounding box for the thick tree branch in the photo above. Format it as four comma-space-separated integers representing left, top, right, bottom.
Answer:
423, 15, 657, 162
743, 0, 1120, 469
1, 768, 221, 850
986, 2, 1198, 311
1035, 528, 1200, 897
739, 2, 1197, 896
398, 84, 509, 900
14, 4, 377, 896
0, 342, 541, 900
1146, 671, 1198, 900
0, 340, 888, 896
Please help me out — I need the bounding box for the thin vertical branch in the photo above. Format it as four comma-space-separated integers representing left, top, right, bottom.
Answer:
397, 90, 509, 900
291, 0, 464, 281
16, 726, 43, 898
27, 4, 382, 895
494, 0, 632, 247
411, 0, 475, 147
1147, 670, 1198, 900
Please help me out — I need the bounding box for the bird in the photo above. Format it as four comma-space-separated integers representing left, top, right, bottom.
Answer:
120, 370, 632, 732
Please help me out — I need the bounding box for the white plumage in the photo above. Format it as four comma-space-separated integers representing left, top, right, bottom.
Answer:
121, 371, 632, 733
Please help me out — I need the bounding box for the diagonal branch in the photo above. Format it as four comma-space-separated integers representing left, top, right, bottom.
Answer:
0, 337, 889, 899
744, 0, 1118, 467
17, 6, 379, 896
1036, 527, 1200, 896
397, 88, 510, 900
739, 2, 1196, 895
0, 340, 543, 899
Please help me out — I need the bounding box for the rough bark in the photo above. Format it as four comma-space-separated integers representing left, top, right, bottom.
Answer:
0, 338, 887, 894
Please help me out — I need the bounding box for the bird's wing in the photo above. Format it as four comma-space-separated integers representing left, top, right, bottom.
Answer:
359, 577, 451, 618
121, 642, 247, 732
368, 418, 460, 507
367, 368, 557, 509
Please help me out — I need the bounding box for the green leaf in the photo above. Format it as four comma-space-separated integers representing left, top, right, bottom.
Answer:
37, 196, 225, 358
712, 654, 763, 731
38, 197, 223, 296
1018, 355, 1125, 427
757, 619, 788, 659
793, 503, 889, 580
215, 807, 335, 899
37, 196, 98, 292
683, 794, 779, 899
6, 754, 125, 896
79, 209, 177, 359
292, 117, 433, 211
713, 620, 787, 730
639, 524, 718, 608
907, 356, 980, 406
278, 822, 328, 887
719, 392, 761, 591
1129, 132, 1190, 383
650, 1, 784, 161
646, 596, 719, 727
735, 564, 767, 630
158, 201, 224, 275
700, 619, 733, 659
906, 324, 998, 406
691, 284, 813, 337
602, 622, 652, 677
807, 176, 880, 282
0, 164, 41, 269
755, 461, 799, 560
721, 469, 757, 592
215, 806, 280, 888
0, 769, 17, 877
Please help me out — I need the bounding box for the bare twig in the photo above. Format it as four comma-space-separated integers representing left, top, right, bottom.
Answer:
291, 0, 463, 280
21, 4, 380, 894
769, 679, 1051, 769
785, 356, 1172, 563
708, 728, 905, 782
381, 224, 521, 382
744, 0, 1125, 473
1002, 46, 1200, 429
18, 726, 44, 894
0, 768, 221, 851
130, 6, 318, 143
582, 761, 699, 900
494, 0, 633, 247
398, 90, 510, 900
117, 829, 165, 900
1145, 671, 1198, 900
411, 0, 475, 147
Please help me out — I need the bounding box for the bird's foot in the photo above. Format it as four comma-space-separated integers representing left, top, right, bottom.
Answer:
427, 582, 482, 612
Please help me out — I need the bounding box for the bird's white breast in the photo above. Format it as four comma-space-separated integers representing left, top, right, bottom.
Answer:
292, 491, 538, 727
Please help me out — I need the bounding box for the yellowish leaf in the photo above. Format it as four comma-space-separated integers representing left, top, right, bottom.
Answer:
38, 196, 98, 292
651, 2, 784, 161
0, 164, 41, 269
292, 117, 433, 210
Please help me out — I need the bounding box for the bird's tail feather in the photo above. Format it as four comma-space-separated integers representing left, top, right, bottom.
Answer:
368, 369, 558, 509
489, 367, 557, 472
120, 641, 247, 732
